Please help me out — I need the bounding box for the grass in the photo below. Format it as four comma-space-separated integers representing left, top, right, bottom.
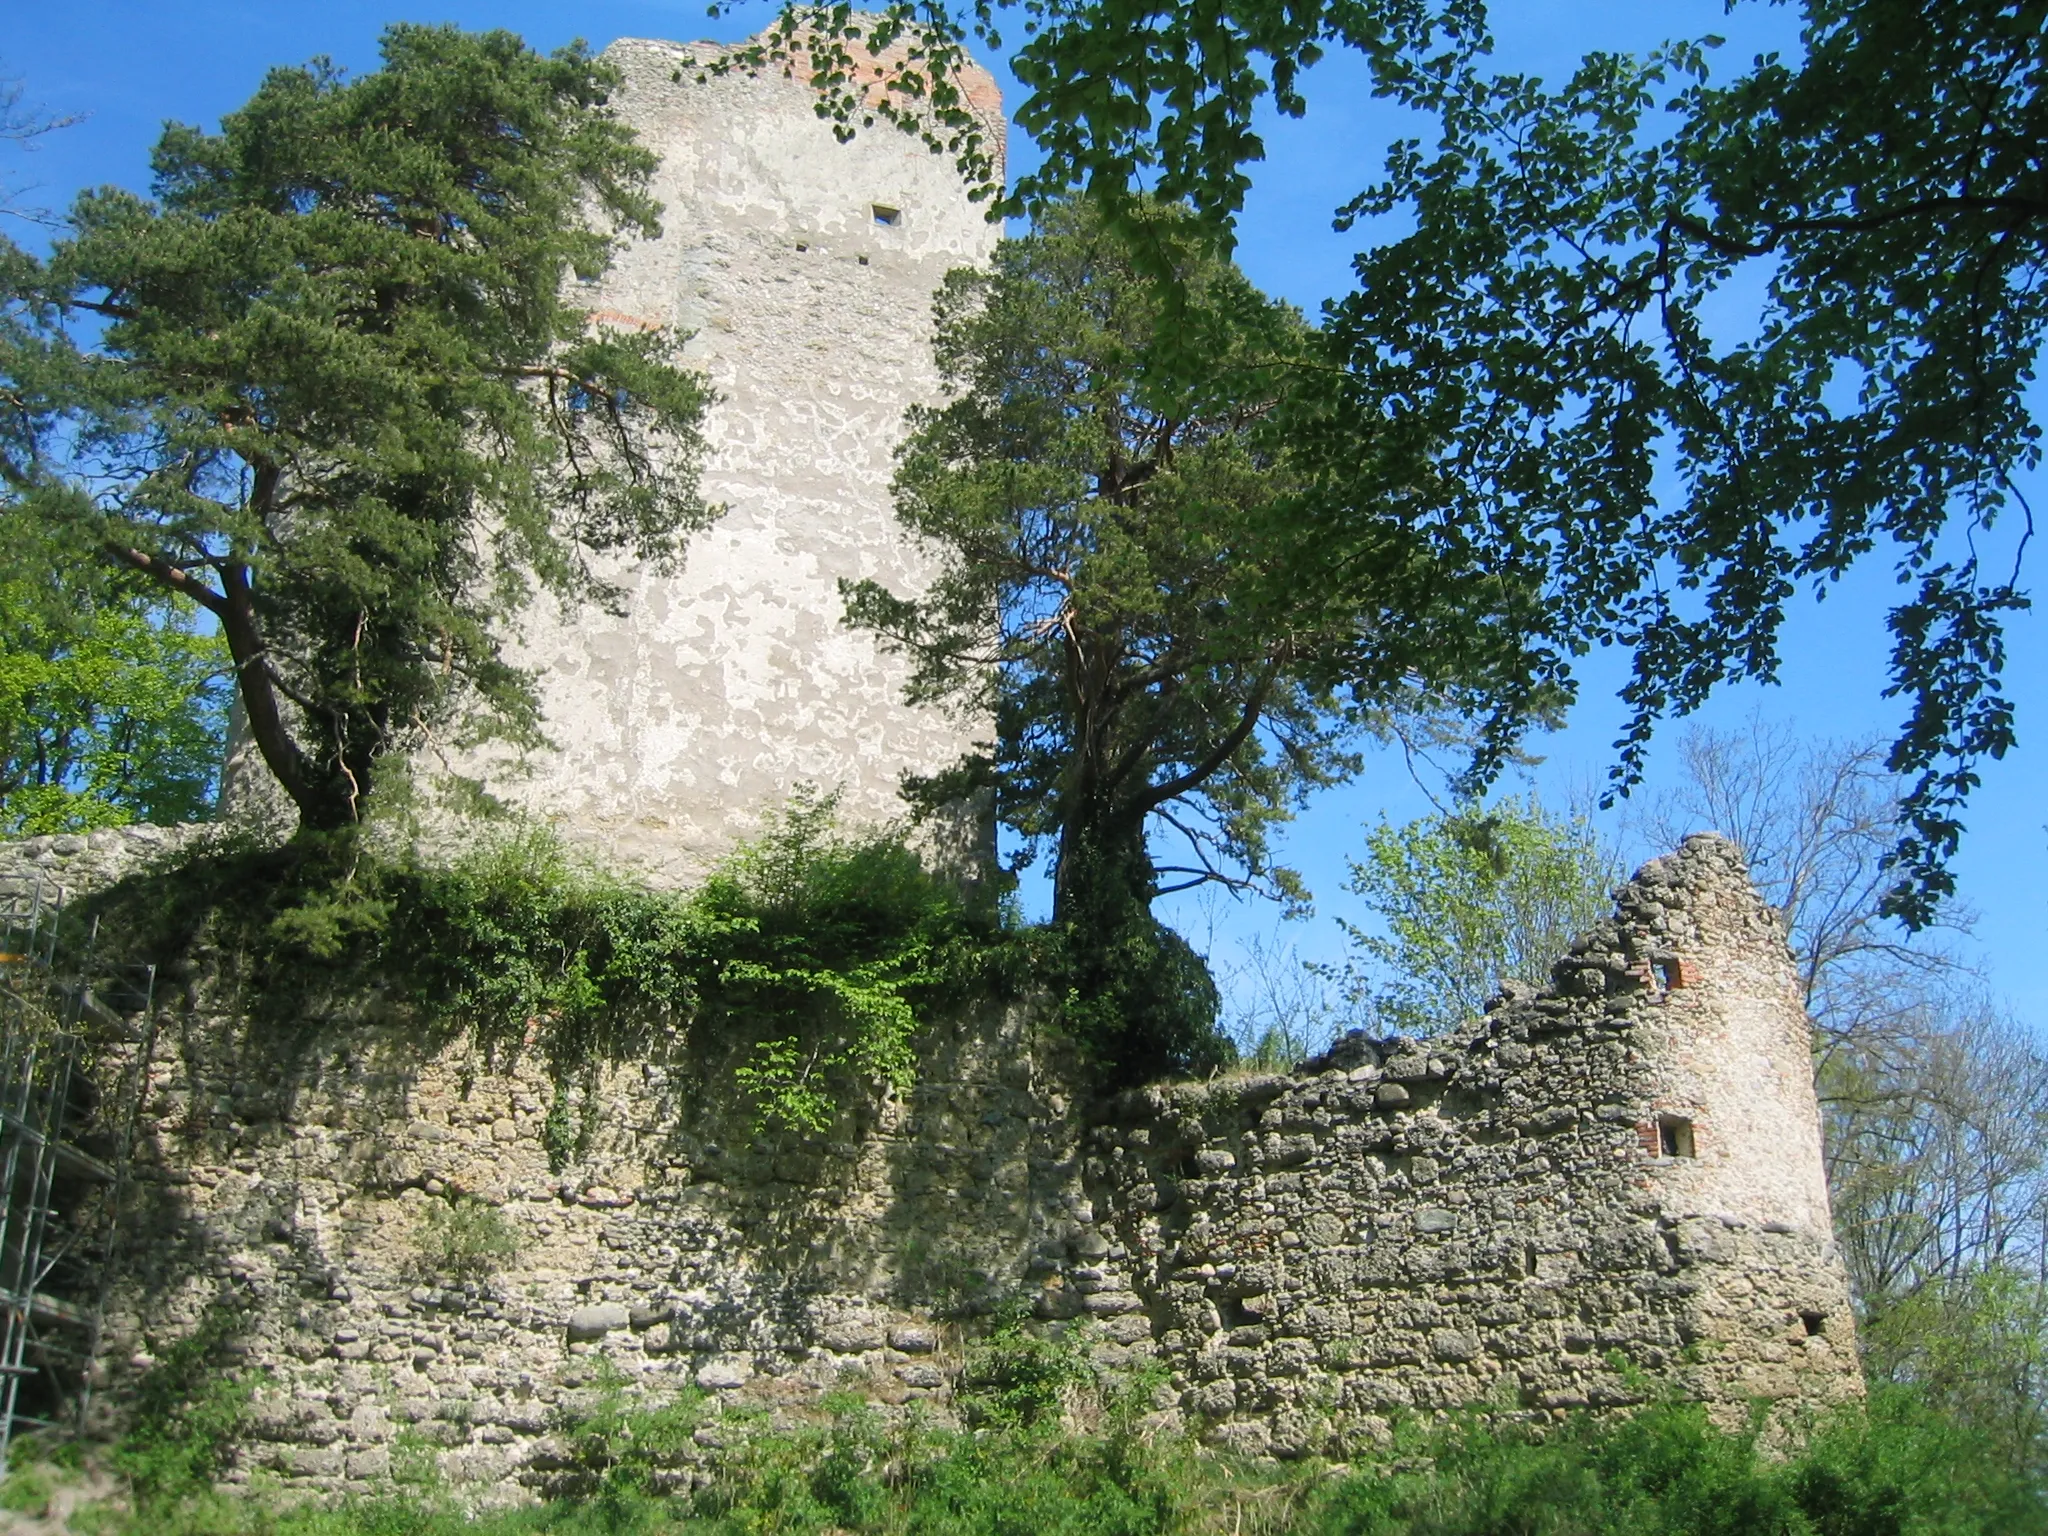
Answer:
5, 1386, 2041, 1536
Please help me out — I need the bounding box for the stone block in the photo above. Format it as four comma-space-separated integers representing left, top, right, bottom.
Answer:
695, 1356, 752, 1390
290, 1446, 345, 1478
1429, 1330, 1481, 1363
1101, 1313, 1154, 1345
887, 1323, 940, 1354
566, 1303, 631, 1342
1083, 1291, 1144, 1317
820, 1321, 885, 1353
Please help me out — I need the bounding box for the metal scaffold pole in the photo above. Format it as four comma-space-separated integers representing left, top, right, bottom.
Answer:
0, 870, 154, 1459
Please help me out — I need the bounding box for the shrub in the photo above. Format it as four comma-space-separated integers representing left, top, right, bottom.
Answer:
42, 1385, 2048, 1535
0, 1463, 56, 1516
957, 1317, 1096, 1431
86, 792, 1024, 1140
1302, 1395, 2048, 1536
544, 1360, 708, 1503
110, 1313, 251, 1510
411, 1194, 522, 1282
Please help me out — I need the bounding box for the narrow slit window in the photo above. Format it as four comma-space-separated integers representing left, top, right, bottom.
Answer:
872, 204, 901, 226
1658, 1116, 1696, 1159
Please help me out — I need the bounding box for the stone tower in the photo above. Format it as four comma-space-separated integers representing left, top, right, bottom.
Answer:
450, 31, 1004, 884
1619, 833, 1837, 1238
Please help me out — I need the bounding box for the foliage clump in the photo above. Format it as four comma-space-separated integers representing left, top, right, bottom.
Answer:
411, 1193, 523, 1283
88, 795, 1018, 1139
955, 1315, 1098, 1431
1336, 797, 1618, 1035
0, 542, 228, 835
106, 1314, 252, 1512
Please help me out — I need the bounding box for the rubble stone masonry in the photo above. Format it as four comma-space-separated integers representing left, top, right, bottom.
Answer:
0, 827, 1861, 1500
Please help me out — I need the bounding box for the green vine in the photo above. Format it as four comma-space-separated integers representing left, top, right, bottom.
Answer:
87, 792, 1028, 1137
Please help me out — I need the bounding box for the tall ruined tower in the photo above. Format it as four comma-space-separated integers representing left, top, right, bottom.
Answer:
453, 33, 1004, 884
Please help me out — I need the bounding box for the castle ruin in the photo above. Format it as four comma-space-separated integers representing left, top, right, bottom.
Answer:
0, 27, 1861, 1500
0, 824, 1861, 1493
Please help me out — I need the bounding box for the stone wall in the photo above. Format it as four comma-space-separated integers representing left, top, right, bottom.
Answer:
0, 824, 207, 905
92, 999, 1073, 1496
1073, 834, 1860, 1455
0, 830, 1860, 1499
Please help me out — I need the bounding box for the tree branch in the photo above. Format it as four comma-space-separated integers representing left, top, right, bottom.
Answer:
102, 543, 227, 615
1138, 655, 1283, 812
1669, 193, 2048, 261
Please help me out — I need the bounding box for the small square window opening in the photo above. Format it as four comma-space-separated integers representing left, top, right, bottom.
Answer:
872, 204, 901, 227
1658, 1117, 1696, 1159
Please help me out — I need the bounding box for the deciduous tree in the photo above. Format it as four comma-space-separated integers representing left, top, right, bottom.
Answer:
1336, 796, 1619, 1034
0, 561, 228, 835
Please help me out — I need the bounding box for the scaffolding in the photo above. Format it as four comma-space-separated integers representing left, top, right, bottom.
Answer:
0, 867, 158, 1458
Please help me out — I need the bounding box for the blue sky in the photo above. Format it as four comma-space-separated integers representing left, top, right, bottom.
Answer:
9, 2, 2045, 1026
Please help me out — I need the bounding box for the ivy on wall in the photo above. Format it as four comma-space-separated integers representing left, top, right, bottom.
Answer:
90, 794, 1032, 1138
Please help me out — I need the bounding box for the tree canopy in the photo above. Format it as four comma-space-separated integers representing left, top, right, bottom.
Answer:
1337, 797, 1618, 1035
763, 0, 2047, 927
1, 25, 716, 835
0, 555, 228, 835
846, 198, 1543, 1080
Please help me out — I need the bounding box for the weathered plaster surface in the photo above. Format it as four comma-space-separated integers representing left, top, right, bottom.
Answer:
445, 35, 1003, 885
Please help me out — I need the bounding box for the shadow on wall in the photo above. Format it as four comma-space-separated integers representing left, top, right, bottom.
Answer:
7, 826, 1860, 1490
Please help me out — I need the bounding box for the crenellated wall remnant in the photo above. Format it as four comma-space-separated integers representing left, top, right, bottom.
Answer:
0, 828, 1860, 1499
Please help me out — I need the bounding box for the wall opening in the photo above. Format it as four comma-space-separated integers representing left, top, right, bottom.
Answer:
1658, 1116, 1696, 1159
872, 204, 901, 226
1801, 1310, 1826, 1337
1655, 957, 1683, 992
